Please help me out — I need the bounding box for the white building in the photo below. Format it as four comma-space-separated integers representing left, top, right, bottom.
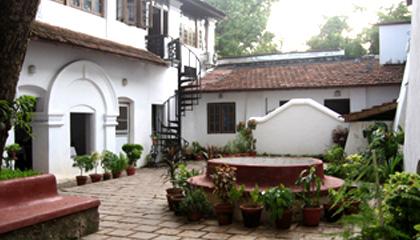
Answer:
182, 22, 409, 150
9, 0, 224, 178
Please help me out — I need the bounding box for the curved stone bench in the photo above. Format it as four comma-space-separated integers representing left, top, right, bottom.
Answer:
0, 174, 100, 239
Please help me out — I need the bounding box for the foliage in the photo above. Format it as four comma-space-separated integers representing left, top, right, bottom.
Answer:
90, 151, 101, 174
162, 146, 182, 187
295, 166, 322, 207
183, 141, 205, 160
0, 95, 36, 136
5, 143, 22, 153
72, 155, 93, 176
0, 169, 39, 181
174, 163, 199, 192
262, 184, 294, 220
205, 0, 279, 57
326, 153, 365, 180
122, 143, 143, 166
109, 153, 128, 174
307, 16, 349, 51
191, 141, 205, 156
202, 145, 223, 160
210, 164, 237, 203
225, 120, 257, 154
179, 188, 212, 216
249, 185, 264, 205
101, 150, 117, 173
228, 184, 245, 205
383, 172, 420, 238
324, 144, 345, 163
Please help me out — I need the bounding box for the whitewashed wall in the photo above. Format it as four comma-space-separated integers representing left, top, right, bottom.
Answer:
379, 23, 411, 65
14, 41, 177, 178
182, 85, 400, 147
250, 99, 347, 155
403, 1, 420, 173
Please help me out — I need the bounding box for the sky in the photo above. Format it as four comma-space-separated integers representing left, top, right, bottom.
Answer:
267, 0, 406, 52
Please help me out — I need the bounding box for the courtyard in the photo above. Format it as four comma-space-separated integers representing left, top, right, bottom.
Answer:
61, 162, 342, 240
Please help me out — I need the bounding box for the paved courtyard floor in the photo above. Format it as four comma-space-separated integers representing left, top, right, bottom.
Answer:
61, 161, 342, 240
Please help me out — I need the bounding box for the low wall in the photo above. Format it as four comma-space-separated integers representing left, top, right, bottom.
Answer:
251, 99, 348, 155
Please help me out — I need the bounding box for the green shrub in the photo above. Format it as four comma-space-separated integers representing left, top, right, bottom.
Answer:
383, 172, 420, 238
101, 150, 116, 173
262, 184, 294, 220
5, 143, 22, 153
180, 188, 212, 216
109, 153, 128, 174
72, 155, 93, 176
295, 166, 321, 207
122, 144, 143, 166
324, 144, 345, 162
174, 164, 199, 191
0, 169, 39, 181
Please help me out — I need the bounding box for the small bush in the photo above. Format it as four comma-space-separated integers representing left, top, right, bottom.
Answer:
0, 169, 39, 181
324, 144, 345, 163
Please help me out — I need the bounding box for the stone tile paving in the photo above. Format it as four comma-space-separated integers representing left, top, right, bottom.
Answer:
60, 162, 342, 240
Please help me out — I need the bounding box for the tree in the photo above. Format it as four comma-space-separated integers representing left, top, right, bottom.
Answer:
206, 0, 279, 57
362, 1, 411, 54
0, 1, 40, 168
307, 16, 366, 57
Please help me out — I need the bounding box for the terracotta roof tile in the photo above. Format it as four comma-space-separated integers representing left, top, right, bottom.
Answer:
30, 21, 166, 66
201, 59, 404, 92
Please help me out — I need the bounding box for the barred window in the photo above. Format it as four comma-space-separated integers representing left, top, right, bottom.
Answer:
207, 103, 236, 134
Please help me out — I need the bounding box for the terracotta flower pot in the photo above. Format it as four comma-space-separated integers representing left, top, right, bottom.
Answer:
187, 211, 203, 222
126, 166, 136, 176
103, 172, 112, 181
240, 204, 263, 228
89, 173, 102, 183
171, 194, 185, 216
324, 203, 343, 222
76, 176, 88, 186
248, 151, 257, 157
275, 208, 293, 229
214, 203, 234, 226
112, 171, 122, 179
166, 188, 184, 211
302, 206, 322, 227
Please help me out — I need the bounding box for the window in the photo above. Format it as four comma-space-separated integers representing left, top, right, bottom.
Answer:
117, 0, 150, 28
279, 100, 289, 107
208, 103, 236, 134
324, 99, 350, 114
180, 16, 197, 47
68, 0, 104, 16
117, 103, 130, 134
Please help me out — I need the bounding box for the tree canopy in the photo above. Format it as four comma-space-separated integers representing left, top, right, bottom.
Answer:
206, 0, 279, 57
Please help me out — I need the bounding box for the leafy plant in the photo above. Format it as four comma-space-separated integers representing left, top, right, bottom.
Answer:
180, 188, 212, 216
295, 166, 322, 207
122, 144, 143, 167
262, 184, 294, 220
383, 172, 420, 238
210, 165, 238, 203
162, 146, 181, 187
101, 150, 116, 173
203, 145, 223, 160
0, 169, 39, 181
324, 144, 345, 163
73, 155, 93, 176
225, 120, 257, 154
228, 184, 245, 204
249, 185, 264, 205
90, 151, 101, 174
5, 143, 22, 153
174, 163, 199, 192
109, 153, 128, 174
0, 96, 36, 170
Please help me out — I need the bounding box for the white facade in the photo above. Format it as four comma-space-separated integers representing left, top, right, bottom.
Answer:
402, 1, 420, 173
7, 0, 221, 178
379, 22, 411, 65
182, 85, 400, 148
251, 99, 347, 155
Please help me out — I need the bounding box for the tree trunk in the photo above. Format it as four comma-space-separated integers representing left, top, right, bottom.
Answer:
0, 0, 40, 169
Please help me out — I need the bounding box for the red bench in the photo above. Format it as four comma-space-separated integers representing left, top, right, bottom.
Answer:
0, 174, 100, 238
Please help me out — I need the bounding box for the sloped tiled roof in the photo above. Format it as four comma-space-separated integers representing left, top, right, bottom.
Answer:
30, 21, 166, 66
343, 101, 398, 122
201, 59, 404, 92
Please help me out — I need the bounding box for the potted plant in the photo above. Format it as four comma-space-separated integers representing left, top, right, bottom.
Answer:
72, 155, 91, 186
163, 146, 183, 211
262, 184, 295, 229
122, 143, 143, 176
240, 186, 264, 228
295, 166, 323, 227
110, 153, 128, 178
169, 163, 200, 214
210, 165, 242, 226
101, 150, 114, 180
179, 188, 212, 221
89, 152, 102, 183
5, 143, 21, 160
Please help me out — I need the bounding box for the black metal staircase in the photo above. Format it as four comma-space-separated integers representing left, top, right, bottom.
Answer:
156, 39, 202, 156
